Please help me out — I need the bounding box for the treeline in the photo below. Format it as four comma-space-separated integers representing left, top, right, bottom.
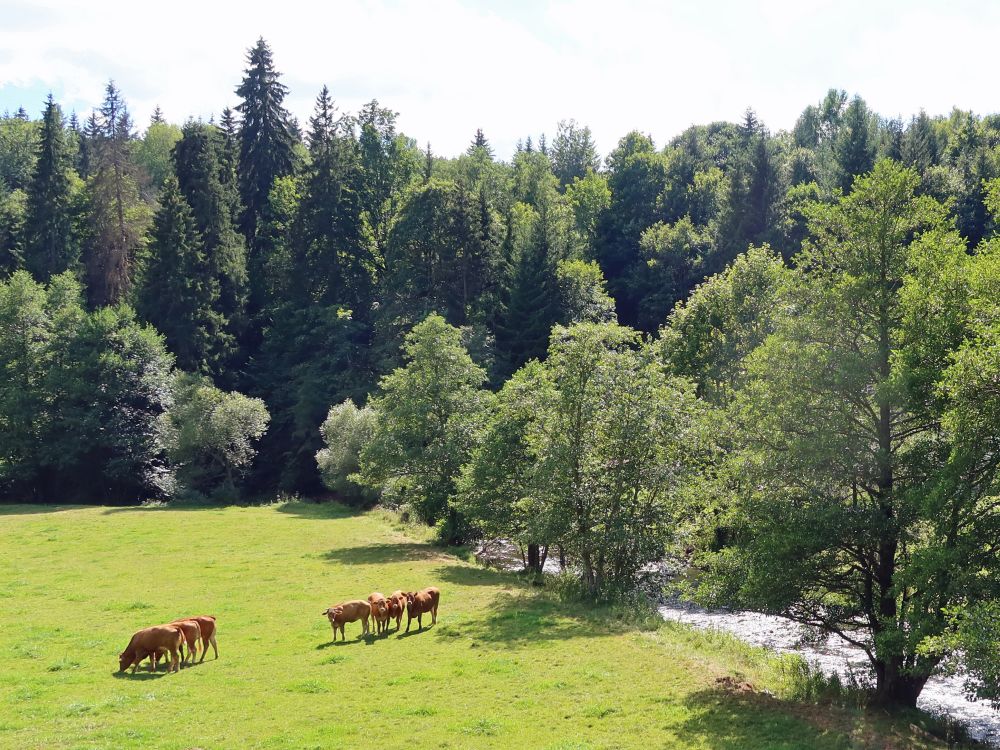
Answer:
3, 39, 999, 503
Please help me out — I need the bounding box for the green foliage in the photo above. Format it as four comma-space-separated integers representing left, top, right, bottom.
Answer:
555, 258, 615, 324
689, 161, 986, 707
161, 372, 269, 499
0, 270, 173, 502
358, 313, 491, 537
316, 399, 378, 503
0, 112, 40, 191
0, 185, 26, 274
236, 37, 297, 268
134, 120, 181, 190
462, 322, 707, 598
24, 95, 80, 281
137, 175, 225, 373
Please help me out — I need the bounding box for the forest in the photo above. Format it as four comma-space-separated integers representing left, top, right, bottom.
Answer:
4, 37, 1000, 710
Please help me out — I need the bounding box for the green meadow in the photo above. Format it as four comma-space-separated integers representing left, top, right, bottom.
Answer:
0, 503, 970, 749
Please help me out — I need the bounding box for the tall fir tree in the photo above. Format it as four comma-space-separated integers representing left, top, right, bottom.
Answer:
235, 37, 295, 282
24, 94, 78, 281
292, 86, 368, 309
137, 175, 224, 372
835, 96, 877, 192
173, 121, 248, 374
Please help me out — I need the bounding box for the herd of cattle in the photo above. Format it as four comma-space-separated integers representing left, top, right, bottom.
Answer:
116, 587, 440, 674
324, 587, 440, 640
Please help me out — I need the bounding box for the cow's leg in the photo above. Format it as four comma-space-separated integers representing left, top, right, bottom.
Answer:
418, 613, 423, 630
405, 614, 411, 633
211, 633, 218, 659
432, 605, 437, 625
170, 646, 179, 673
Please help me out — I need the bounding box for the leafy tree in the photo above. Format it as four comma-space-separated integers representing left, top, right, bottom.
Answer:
236, 37, 296, 274
316, 399, 378, 503
659, 245, 786, 403
358, 313, 490, 541
555, 258, 615, 325
24, 94, 80, 282
135, 120, 181, 191
564, 170, 610, 257
162, 373, 268, 498
0, 112, 39, 191
357, 100, 419, 263
463, 323, 705, 595
690, 161, 983, 707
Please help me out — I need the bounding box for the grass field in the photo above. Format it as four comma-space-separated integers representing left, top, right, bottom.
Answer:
0, 502, 972, 749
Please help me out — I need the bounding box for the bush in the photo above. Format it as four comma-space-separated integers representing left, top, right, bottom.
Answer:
315, 399, 378, 504
161, 373, 269, 500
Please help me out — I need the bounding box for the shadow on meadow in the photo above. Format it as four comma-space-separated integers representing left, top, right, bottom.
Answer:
320, 542, 445, 565
0, 504, 89, 516
677, 686, 841, 750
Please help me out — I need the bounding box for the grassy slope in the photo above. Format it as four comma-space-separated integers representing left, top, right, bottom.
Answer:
0, 502, 969, 750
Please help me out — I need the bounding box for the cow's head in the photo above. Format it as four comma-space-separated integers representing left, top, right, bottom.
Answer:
405, 592, 416, 604
118, 651, 131, 673
324, 606, 344, 622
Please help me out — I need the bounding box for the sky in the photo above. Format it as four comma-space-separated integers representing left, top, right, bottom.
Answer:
1, 0, 999, 160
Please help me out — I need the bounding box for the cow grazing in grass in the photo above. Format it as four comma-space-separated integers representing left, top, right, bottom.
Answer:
368, 592, 390, 635
119, 625, 183, 674
404, 587, 440, 632
323, 600, 371, 640
156, 615, 220, 667
388, 591, 407, 631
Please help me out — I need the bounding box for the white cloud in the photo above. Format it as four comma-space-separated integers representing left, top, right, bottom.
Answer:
1, 0, 998, 159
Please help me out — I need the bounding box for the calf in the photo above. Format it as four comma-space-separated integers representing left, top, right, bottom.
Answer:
388, 591, 407, 631
170, 619, 202, 665
368, 592, 390, 636
156, 615, 219, 667
405, 587, 440, 633
323, 600, 370, 641
119, 625, 183, 674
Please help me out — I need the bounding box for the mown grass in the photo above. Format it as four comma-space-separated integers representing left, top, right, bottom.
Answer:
0, 502, 974, 749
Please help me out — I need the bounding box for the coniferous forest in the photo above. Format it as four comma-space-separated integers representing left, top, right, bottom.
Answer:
6, 38, 1000, 710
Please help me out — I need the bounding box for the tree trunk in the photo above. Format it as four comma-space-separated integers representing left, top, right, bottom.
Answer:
873, 657, 929, 708
558, 546, 566, 571
527, 543, 541, 575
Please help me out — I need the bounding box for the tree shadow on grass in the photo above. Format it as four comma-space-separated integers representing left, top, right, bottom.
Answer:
0, 504, 89, 516
677, 685, 875, 750
320, 542, 444, 566
434, 564, 515, 587
447, 590, 608, 646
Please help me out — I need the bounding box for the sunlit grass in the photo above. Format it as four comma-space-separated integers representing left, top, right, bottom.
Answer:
0, 502, 968, 749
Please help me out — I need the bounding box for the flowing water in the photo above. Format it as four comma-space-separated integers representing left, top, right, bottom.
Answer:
474, 541, 1000, 744
659, 600, 1000, 745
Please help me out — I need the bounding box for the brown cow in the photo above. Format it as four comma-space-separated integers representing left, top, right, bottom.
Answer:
119, 625, 183, 674
368, 592, 390, 636
168, 619, 202, 665
388, 591, 407, 631
404, 587, 440, 633
156, 615, 220, 667
323, 600, 371, 641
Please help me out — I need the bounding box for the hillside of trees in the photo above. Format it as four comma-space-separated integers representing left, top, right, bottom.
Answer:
5, 38, 1000, 709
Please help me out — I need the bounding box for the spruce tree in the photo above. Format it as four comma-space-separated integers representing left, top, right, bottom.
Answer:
24, 94, 78, 281
293, 86, 368, 308
83, 81, 149, 307
173, 121, 248, 370
137, 176, 224, 372
495, 229, 557, 380
835, 96, 876, 192
235, 38, 295, 263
